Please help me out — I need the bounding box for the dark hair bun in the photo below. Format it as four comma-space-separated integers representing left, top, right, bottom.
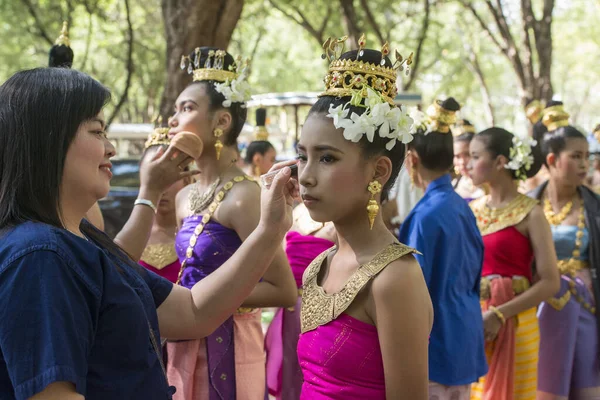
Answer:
441, 97, 461, 112
256, 108, 267, 126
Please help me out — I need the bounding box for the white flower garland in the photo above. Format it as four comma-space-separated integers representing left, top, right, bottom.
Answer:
505, 135, 537, 181
213, 63, 252, 108
326, 87, 417, 150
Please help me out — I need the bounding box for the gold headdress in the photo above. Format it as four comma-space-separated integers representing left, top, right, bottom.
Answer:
254, 108, 269, 141
55, 21, 70, 47
180, 47, 252, 108
320, 34, 416, 149
425, 100, 458, 134
453, 119, 476, 137
320, 34, 413, 104
542, 104, 570, 132
525, 100, 545, 124
145, 116, 171, 149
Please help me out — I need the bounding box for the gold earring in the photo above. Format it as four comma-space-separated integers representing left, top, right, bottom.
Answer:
254, 165, 260, 177
409, 164, 416, 189
367, 180, 382, 230
213, 128, 223, 160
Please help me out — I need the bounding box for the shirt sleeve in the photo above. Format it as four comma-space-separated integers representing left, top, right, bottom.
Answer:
399, 216, 434, 285
0, 250, 99, 399
138, 267, 174, 308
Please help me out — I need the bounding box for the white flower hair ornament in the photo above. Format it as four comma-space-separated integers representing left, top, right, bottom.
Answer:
326, 87, 416, 151
213, 61, 252, 108
504, 135, 537, 181
180, 48, 252, 108
406, 99, 459, 136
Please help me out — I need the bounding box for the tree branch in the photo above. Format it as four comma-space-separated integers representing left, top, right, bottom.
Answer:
403, 0, 430, 91
107, 0, 134, 127
78, 11, 94, 71
268, 0, 326, 45
20, 0, 53, 45
360, 0, 386, 44
339, 0, 361, 49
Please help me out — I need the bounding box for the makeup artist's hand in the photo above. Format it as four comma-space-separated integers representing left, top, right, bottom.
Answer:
139, 145, 198, 198
259, 160, 299, 237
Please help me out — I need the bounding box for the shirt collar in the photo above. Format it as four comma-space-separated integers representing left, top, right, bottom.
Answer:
425, 174, 452, 194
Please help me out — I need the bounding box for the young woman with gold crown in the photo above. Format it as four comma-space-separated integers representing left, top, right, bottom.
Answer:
398, 99, 487, 400
453, 119, 486, 202
137, 121, 188, 283
264, 203, 336, 400
468, 127, 560, 400
244, 108, 277, 180
291, 35, 432, 399
528, 105, 600, 399
166, 47, 297, 400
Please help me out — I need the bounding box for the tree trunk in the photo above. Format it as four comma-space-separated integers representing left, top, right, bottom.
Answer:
339, 0, 361, 50
159, 0, 244, 122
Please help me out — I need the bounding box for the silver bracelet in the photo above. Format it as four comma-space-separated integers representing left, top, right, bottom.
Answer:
134, 199, 157, 213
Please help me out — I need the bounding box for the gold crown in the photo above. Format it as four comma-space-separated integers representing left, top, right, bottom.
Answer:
55, 21, 70, 47
426, 100, 458, 134
180, 48, 247, 83
320, 34, 413, 104
542, 105, 570, 132
145, 116, 171, 149
254, 126, 269, 141
525, 100, 545, 124
453, 119, 476, 137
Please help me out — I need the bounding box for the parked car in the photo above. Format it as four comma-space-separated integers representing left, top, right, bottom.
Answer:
98, 159, 140, 238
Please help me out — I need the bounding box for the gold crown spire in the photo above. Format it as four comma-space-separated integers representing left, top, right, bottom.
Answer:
425, 100, 458, 134
180, 47, 250, 83
542, 105, 570, 132
55, 21, 70, 47
525, 100, 545, 124
145, 116, 171, 149
319, 34, 413, 104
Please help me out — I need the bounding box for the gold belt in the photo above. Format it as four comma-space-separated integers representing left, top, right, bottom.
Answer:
480, 276, 530, 301
557, 259, 589, 276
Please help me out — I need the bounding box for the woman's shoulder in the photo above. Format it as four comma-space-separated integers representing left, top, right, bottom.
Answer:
370, 252, 428, 302
0, 222, 104, 296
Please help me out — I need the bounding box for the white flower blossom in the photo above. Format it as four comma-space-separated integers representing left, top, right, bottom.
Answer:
504, 135, 537, 180
213, 70, 252, 108
327, 104, 349, 128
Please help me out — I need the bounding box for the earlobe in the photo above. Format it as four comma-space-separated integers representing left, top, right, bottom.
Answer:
546, 153, 556, 168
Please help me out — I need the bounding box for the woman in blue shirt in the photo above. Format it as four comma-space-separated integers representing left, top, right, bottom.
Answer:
399, 98, 487, 399
0, 68, 297, 400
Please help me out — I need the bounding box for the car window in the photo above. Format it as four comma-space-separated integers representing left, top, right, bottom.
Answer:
110, 160, 140, 188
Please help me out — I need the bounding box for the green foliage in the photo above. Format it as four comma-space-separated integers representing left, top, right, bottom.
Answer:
1, 0, 599, 134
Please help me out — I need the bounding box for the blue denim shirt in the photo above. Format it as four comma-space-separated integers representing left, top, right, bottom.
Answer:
399, 174, 488, 385
0, 221, 174, 399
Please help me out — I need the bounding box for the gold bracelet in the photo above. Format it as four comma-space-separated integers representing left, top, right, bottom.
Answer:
488, 306, 506, 325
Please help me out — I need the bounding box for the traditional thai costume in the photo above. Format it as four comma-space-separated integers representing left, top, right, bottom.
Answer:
529, 183, 600, 398
166, 175, 266, 400
297, 242, 417, 399
264, 204, 334, 400
140, 242, 181, 284
470, 194, 540, 400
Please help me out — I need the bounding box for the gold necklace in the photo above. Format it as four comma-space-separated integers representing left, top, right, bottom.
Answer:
543, 197, 574, 225
545, 201, 596, 315
188, 159, 236, 215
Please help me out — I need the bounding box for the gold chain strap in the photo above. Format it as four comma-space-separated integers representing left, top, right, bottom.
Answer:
175, 175, 255, 285
545, 202, 596, 314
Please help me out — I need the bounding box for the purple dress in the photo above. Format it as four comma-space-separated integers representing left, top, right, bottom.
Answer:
167, 216, 246, 400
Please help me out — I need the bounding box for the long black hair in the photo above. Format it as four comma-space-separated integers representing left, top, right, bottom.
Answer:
186, 47, 248, 146
308, 49, 405, 201
0, 68, 137, 267
408, 97, 460, 171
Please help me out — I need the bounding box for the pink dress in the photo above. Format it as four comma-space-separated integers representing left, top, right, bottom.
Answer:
297, 314, 384, 399
297, 242, 416, 399
265, 231, 334, 400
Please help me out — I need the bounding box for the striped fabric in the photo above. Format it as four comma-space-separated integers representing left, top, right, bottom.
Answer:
471, 307, 539, 400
